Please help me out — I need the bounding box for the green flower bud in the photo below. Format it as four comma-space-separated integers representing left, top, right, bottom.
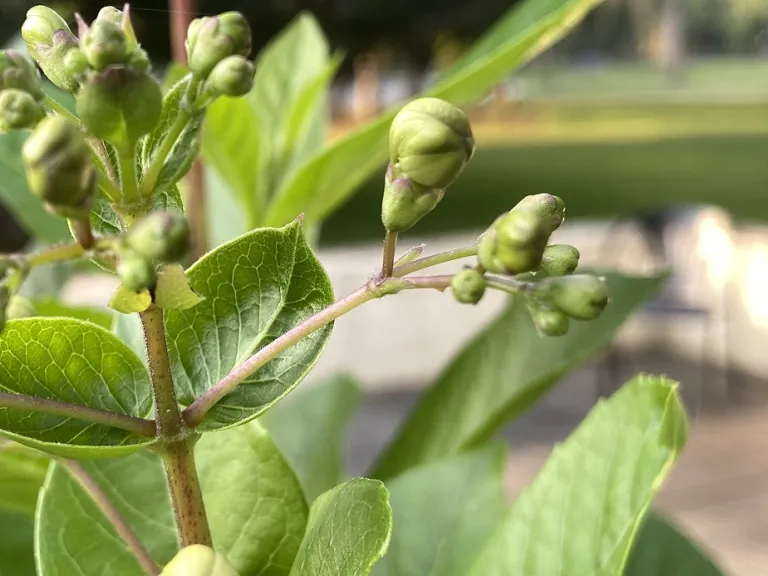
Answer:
0, 89, 45, 132
76, 67, 162, 151
513, 194, 566, 236
63, 48, 89, 78
0, 50, 44, 100
545, 275, 610, 321
451, 268, 486, 305
81, 20, 129, 71
529, 305, 570, 337
127, 211, 191, 263
389, 97, 475, 190
22, 116, 96, 217
381, 166, 444, 233
540, 244, 579, 276
22, 7, 80, 93
186, 12, 252, 78
118, 251, 156, 292
161, 545, 237, 576
478, 210, 548, 275
6, 296, 36, 320
206, 55, 254, 97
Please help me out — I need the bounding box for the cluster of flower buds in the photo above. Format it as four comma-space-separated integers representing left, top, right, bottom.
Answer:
117, 210, 191, 291
382, 98, 475, 232
525, 275, 610, 336
186, 12, 255, 99
0, 50, 46, 133
161, 545, 237, 576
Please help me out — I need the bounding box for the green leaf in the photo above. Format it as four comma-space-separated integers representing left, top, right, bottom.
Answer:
0, 510, 35, 576
371, 273, 665, 479
111, 311, 147, 365
290, 478, 392, 576
36, 422, 308, 576
0, 318, 153, 457
90, 183, 184, 239
165, 219, 334, 430
468, 375, 687, 576
0, 441, 49, 516
373, 446, 507, 576
261, 374, 361, 501
0, 131, 69, 243
32, 298, 112, 329
626, 513, 725, 576
154, 264, 204, 311
265, 0, 603, 227
109, 285, 152, 314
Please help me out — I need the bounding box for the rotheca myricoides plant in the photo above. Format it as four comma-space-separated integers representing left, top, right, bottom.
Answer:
0, 4, 610, 574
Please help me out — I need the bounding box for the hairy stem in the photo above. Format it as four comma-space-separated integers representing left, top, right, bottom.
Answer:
393, 244, 478, 277
141, 304, 212, 546
0, 392, 156, 436
60, 460, 160, 575
185, 162, 208, 259
381, 231, 398, 278
119, 152, 140, 205
71, 218, 95, 250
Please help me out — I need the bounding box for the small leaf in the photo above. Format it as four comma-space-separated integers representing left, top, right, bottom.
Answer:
467, 375, 687, 576
261, 374, 361, 501
36, 422, 308, 576
0, 318, 153, 457
109, 285, 152, 314
154, 264, 204, 311
165, 218, 334, 430
626, 513, 725, 576
371, 273, 665, 479
89, 183, 184, 240
373, 446, 506, 576
33, 298, 112, 329
290, 478, 392, 576
0, 510, 35, 576
0, 441, 49, 516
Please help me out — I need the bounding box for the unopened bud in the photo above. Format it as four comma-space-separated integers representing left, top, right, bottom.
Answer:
478, 210, 548, 275
544, 275, 610, 321
529, 305, 570, 337
22, 116, 96, 217
0, 50, 44, 100
63, 48, 89, 78
22, 7, 80, 93
96, 6, 138, 46
81, 20, 128, 71
186, 12, 252, 78
206, 55, 254, 97
451, 268, 486, 305
381, 166, 444, 233
117, 251, 156, 292
540, 244, 579, 277
0, 89, 45, 132
513, 194, 566, 236
6, 296, 36, 320
161, 545, 237, 576
128, 211, 191, 263
389, 97, 474, 190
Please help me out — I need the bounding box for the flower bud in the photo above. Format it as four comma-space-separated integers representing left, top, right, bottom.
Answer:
22, 7, 80, 93
81, 20, 128, 71
22, 116, 96, 218
389, 97, 475, 190
6, 296, 36, 320
381, 166, 444, 233
529, 305, 570, 337
206, 55, 254, 97
451, 268, 486, 305
76, 66, 162, 151
118, 251, 156, 292
0, 50, 44, 100
513, 194, 566, 236
96, 6, 138, 47
0, 89, 45, 132
128, 211, 191, 263
540, 244, 579, 277
478, 210, 548, 275
545, 275, 609, 321
186, 12, 252, 79
161, 545, 237, 576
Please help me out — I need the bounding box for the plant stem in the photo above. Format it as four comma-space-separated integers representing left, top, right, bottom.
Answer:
393, 244, 478, 277
381, 231, 398, 277
43, 94, 78, 121
484, 274, 528, 295
70, 218, 95, 250
0, 392, 156, 436
119, 153, 140, 205
186, 162, 208, 258
22, 239, 115, 267
140, 304, 212, 546
59, 460, 160, 576
139, 110, 189, 198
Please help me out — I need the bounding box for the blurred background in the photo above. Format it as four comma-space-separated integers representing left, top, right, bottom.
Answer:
2, 0, 768, 573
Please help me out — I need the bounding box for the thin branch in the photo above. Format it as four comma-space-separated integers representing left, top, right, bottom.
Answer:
484, 273, 529, 295
20, 239, 115, 268
393, 244, 478, 277
0, 392, 156, 436
393, 243, 425, 267
59, 460, 160, 576
381, 231, 398, 278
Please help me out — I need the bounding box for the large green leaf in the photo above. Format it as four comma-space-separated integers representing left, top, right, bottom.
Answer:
0, 510, 35, 576
371, 273, 665, 479
468, 375, 687, 575
0, 318, 153, 457
0, 441, 49, 516
373, 446, 506, 576
290, 478, 392, 576
261, 374, 361, 501
626, 513, 725, 576
36, 422, 308, 576
165, 219, 334, 430
0, 131, 69, 243
265, 0, 604, 227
